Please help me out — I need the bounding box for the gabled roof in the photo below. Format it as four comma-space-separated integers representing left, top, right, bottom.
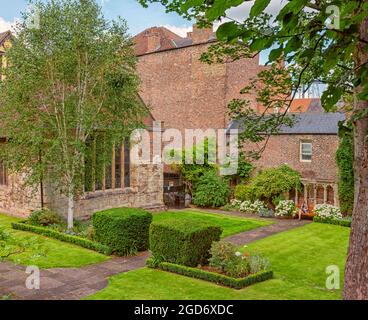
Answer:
227, 112, 346, 135
0, 30, 12, 47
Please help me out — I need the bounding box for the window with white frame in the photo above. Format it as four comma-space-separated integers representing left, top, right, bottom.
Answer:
300, 141, 312, 162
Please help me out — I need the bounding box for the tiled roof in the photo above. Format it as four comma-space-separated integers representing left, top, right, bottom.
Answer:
227, 112, 346, 135
134, 26, 215, 55
289, 98, 323, 113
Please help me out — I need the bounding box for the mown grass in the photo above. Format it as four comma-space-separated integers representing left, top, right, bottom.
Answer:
87, 223, 349, 300
0, 213, 109, 268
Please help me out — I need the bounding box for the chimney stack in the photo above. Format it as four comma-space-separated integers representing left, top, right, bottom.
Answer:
187, 23, 213, 44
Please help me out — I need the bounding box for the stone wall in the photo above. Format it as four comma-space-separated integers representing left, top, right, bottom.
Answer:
44, 163, 164, 220
0, 173, 41, 217
0, 163, 164, 219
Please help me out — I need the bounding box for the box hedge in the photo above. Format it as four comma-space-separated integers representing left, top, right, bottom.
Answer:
11, 222, 112, 255
146, 259, 273, 289
93, 207, 152, 256
149, 218, 222, 267
313, 216, 351, 227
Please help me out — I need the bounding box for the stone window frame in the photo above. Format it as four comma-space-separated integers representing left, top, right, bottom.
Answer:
85, 139, 130, 194
300, 140, 312, 162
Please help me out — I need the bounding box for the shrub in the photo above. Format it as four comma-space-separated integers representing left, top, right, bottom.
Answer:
239, 200, 266, 214
192, 171, 230, 207
234, 184, 254, 201
313, 216, 351, 227
235, 165, 301, 204
93, 207, 152, 256
275, 200, 297, 217
314, 204, 342, 220
209, 240, 269, 278
28, 209, 63, 227
149, 218, 222, 267
11, 222, 111, 255
248, 254, 271, 274
146, 259, 273, 290
209, 241, 238, 271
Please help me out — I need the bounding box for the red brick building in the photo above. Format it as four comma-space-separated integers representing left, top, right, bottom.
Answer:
133, 25, 344, 209
134, 25, 264, 132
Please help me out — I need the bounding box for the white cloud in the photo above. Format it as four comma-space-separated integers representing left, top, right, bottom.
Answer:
0, 17, 15, 33
161, 24, 192, 38
225, 0, 288, 21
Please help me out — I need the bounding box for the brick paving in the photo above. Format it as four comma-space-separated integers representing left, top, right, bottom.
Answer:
0, 251, 149, 300
0, 210, 310, 300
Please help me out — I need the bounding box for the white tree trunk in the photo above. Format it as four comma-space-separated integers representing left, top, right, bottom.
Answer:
67, 190, 74, 230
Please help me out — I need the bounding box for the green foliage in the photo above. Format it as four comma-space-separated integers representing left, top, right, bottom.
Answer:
93, 208, 152, 256
0, 226, 39, 260
235, 165, 301, 204
208, 241, 238, 271
192, 171, 230, 207
171, 138, 217, 193
0, 0, 146, 228
146, 259, 273, 290
234, 184, 254, 201
235, 152, 254, 182
313, 216, 352, 228
209, 240, 250, 277
28, 209, 63, 227
11, 222, 112, 255
149, 218, 222, 267
336, 122, 354, 214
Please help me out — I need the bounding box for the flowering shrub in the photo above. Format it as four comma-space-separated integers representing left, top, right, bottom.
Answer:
239, 200, 266, 214
314, 204, 342, 220
230, 199, 242, 209
275, 200, 297, 217
209, 241, 270, 278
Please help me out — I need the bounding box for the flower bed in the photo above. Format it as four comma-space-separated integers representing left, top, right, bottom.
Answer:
275, 200, 297, 218
11, 221, 112, 255
146, 258, 273, 289
226, 199, 267, 215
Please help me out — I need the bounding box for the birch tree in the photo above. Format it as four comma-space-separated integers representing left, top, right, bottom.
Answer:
0, 0, 146, 229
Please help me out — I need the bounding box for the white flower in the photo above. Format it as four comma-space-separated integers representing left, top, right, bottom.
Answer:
235, 251, 242, 257
314, 204, 342, 220
275, 200, 297, 217
239, 200, 266, 214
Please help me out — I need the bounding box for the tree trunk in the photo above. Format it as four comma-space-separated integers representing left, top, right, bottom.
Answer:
343, 15, 368, 300
67, 188, 74, 230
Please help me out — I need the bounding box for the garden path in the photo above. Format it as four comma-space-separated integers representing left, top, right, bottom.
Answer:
0, 210, 310, 300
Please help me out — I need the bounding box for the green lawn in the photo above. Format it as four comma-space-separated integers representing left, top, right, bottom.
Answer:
153, 210, 271, 238
87, 223, 350, 300
0, 213, 109, 268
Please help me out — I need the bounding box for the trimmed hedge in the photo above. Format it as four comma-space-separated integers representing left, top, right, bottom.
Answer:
93, 207, 152, 256
11, 222, 112, 255
146, 258, 273, 289
149, 218, 222, 267
313, 216, 351, 227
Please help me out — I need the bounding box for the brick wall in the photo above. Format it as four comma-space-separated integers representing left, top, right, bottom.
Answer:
137, 43, 264, 133
246, 134, 339, 182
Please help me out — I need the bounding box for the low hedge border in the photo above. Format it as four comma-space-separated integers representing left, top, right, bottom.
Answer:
11, 221, 112, 255
313, 216, 351, 227
146, 258, 273, 290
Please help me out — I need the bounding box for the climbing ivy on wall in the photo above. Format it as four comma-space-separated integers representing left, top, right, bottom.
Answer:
336, 122, 354, 215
